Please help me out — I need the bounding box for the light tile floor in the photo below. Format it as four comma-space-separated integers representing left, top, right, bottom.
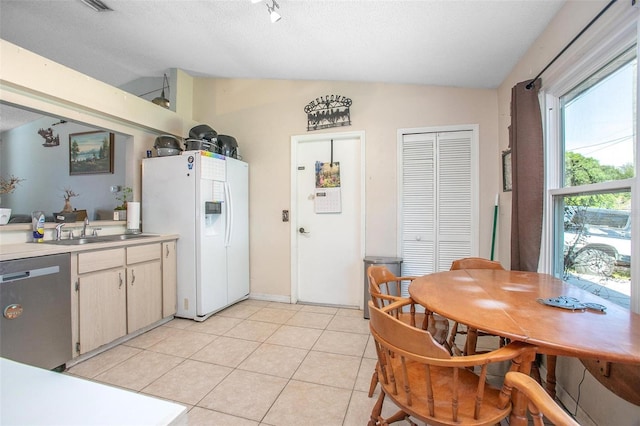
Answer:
66, 299, 507, 425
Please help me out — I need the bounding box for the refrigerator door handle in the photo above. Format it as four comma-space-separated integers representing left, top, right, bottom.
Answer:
224, 181, 233, 247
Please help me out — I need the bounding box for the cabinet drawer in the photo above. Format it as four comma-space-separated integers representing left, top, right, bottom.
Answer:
127, 243, 161, 265
78, 248, 125, 274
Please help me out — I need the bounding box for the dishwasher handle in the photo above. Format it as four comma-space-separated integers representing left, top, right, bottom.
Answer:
1, 266, 60, 283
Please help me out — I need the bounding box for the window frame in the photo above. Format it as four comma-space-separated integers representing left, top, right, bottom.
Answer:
539, 8, 639, 313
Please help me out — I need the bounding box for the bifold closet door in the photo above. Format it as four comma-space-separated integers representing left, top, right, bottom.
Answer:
400, 130, 475, 291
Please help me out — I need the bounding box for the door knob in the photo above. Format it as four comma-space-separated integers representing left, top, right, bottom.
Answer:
299, 227, 310, 234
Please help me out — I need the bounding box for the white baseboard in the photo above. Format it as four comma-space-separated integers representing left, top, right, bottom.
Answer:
249, 293, 291, 304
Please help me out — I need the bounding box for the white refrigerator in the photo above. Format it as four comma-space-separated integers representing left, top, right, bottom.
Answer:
142, 151, 249, 321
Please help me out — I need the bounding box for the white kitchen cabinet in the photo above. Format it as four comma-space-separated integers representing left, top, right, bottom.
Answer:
126, 244, 162, 333
74, 240, 176, 356
77, 248, 127, 354
162, 240, 177, 317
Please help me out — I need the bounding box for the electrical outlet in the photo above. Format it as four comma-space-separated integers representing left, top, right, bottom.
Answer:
282, 210, 289, 222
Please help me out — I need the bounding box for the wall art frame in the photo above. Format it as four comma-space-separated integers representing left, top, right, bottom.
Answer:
69, 131, 114, 175
502, 148, 512, 192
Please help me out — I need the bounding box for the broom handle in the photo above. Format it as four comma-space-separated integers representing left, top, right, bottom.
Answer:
490, 194, 499, 261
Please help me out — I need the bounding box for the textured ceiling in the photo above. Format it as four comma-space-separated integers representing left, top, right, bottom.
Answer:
0, 0, 565, 132
0, 0, 565, 90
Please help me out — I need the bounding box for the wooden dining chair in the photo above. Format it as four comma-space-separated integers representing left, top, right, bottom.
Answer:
448, 257, 506, 356
367, 265, 449, 344
368, 300, 537, 426
499, 372, 580, 426
450, 257, 505, 270
367, 265, 451, 397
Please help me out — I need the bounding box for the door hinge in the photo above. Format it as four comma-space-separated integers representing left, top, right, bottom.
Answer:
75, 342, 81, 353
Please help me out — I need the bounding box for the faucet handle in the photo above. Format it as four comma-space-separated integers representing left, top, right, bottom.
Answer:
92, 227, 102, 237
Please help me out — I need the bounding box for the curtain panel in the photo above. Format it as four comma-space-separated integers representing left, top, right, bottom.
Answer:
510, 80, 544, 272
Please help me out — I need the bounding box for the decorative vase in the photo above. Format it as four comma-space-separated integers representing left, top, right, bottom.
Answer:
0, 208, 11, 225
62, 199, 73, 213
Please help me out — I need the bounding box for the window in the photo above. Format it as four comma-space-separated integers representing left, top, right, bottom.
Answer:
562, 47, 635, 187
548, 42, 637, 310
558, 193, 631, 308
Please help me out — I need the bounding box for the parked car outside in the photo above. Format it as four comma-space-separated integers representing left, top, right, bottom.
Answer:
564, 207, 631, 276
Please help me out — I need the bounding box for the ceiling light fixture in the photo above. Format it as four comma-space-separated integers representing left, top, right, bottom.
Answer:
79, 0, 112, 12
266, 0, 282, 23
151, 74, 170, 109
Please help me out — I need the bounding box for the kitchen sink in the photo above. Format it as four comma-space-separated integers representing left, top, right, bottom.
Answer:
100, 233, 153, 241
44, 238, 97, 245
44, 234, 154, 245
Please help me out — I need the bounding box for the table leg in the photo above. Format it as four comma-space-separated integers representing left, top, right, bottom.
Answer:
546, 355, 557, 399
465, 328, 478, 355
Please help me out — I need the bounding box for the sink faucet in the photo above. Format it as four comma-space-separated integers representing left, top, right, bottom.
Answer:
81, 217, 90, 237
55, 223, 65, 241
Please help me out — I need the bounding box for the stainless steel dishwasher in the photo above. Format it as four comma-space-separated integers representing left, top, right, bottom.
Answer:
1, 253, 72, 370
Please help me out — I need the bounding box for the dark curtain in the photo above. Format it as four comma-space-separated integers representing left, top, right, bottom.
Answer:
510, 80, 544, 272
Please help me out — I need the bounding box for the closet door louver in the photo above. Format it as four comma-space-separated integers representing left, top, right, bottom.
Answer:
400, 130, 474, 289
436, 131, 473, 269
401, 133, 436, 278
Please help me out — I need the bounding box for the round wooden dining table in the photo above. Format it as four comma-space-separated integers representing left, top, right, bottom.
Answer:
409, 269, 640, 425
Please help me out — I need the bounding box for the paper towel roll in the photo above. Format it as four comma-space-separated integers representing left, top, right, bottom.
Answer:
127, 202, 140, 232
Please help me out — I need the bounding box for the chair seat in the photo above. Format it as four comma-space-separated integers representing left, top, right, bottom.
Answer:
381, 359, 511, 426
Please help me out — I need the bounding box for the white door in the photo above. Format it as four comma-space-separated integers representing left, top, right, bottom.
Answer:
291, 131, 365, 307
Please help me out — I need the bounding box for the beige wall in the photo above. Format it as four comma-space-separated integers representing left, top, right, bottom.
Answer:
496, 0, 610, 266
192, 78, 499, 298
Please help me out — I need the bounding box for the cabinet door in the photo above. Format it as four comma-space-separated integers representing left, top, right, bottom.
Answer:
127, 260, 162, 333
162, 241, 177, 317
79, 268, 127, 354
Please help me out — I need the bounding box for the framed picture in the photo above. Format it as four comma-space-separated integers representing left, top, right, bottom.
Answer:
69, 131, 114, 175
502, 149, 512, 192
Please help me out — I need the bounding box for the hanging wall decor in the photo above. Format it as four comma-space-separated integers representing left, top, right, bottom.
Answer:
38, 127, 60, 147
304, 95, 352, 131
502, 148, 512, 192
69, 131, 114, 175
37, 120, 66, 147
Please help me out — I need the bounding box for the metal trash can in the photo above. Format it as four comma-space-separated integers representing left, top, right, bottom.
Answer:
363, 256, 402, 319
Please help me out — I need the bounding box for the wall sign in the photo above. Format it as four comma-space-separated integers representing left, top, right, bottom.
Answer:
304, 95, 352, 131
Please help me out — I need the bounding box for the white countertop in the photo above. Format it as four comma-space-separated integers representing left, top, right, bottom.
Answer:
0, 234, 179, 261
0, 358, 187, 426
